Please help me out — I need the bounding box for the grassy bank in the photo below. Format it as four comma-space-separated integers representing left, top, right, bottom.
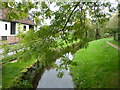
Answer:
2, 57, 37, 88
107, 38, 120, 47
70, 38, 119, 88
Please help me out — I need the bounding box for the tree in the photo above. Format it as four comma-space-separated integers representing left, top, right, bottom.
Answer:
107, 11, 119, 40
1, 1, 117, 68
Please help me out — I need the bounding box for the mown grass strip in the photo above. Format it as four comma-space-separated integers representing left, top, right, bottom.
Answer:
70, 38, 119, 88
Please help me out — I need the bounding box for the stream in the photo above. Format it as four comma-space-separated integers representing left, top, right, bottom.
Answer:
36, 53, 74, 88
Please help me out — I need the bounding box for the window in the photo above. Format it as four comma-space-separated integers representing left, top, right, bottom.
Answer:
29, 25, 34, 29
2, 36, 7, 41
11, 22, 16, 35
23, 26, 26, 31
5, 24, 7, 30
23, 25, 26, 31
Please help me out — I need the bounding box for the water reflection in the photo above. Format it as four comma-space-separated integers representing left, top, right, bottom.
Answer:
37, 53, 74, 88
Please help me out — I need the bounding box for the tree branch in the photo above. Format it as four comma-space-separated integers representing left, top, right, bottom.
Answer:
62, 2, 80, 32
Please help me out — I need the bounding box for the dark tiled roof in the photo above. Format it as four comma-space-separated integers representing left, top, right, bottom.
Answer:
0, 8, 36, 25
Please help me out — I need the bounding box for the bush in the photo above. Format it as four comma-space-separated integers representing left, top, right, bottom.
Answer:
103, 33, 111, 38
115, 33, 118, 40
17, 80, 32, 88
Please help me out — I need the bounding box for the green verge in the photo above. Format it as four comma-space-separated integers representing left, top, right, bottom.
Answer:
2, 58, 37, 88
70, 38, 119, 88
107, 38, 120, 47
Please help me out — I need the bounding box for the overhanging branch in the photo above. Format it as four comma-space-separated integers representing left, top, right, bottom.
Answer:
61, 2, 80, 32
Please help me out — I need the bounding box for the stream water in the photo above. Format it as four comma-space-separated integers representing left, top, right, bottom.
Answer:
36, 53, 74, 88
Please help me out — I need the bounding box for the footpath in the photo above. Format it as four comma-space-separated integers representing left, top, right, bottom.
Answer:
106, 41, 120, 51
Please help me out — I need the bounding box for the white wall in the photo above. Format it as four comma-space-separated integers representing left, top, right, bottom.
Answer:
16, 23, 29, 34
0, 21, 30, 36
0, 21, 11, 36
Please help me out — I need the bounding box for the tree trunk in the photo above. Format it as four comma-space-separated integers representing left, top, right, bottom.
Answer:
118, 33, 120, 41
113, 31, 116, 40
96, 29, 98, 40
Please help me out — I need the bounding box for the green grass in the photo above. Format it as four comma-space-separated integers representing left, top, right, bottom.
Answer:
0, 53, 2, 89
107, 38, 120, 47
0, 54, 18, 64
70, 38, 119, 88
0, 70, 2, 89
2, 58, 37, 88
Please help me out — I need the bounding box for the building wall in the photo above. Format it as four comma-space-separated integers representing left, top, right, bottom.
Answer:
0, 20, 30, 44
7, 36, 20, 44
0, 21, 11, 36
0, 36, 20, 44
16, 23, 30, 34
0, 20, 30, 36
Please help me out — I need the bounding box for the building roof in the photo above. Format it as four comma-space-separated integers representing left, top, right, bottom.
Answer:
0, 8, 36, 25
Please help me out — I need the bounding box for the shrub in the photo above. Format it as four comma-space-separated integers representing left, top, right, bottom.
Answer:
17, 80, 32, 88
103, 33, 111, 38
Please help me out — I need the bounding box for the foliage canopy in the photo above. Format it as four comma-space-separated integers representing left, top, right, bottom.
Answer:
1, 1, 118, 68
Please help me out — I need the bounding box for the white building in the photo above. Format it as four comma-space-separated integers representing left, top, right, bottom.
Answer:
0, 8, 36, 44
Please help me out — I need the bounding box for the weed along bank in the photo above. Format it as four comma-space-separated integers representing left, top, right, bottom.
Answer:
2, 60, 43, 88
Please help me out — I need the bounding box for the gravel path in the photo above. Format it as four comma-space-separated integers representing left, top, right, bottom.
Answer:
106, 41, 120, 51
